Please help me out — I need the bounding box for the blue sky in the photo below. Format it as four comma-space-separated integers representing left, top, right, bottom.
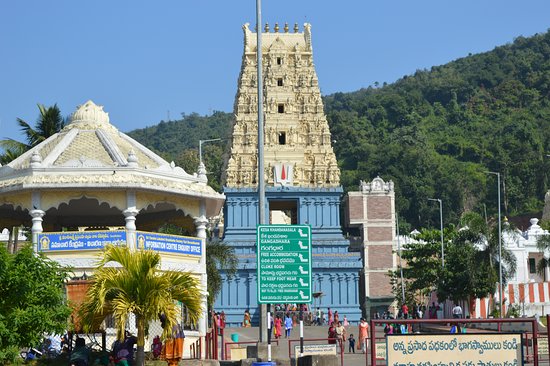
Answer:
1, 0, 549, 143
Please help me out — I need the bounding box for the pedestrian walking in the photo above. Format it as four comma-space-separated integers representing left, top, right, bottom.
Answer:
452, 303, 463, 319
274, 315, 282, 339
348, 334, 356, 353
335, 321, 346, 352
284, 313, 293, 338
358, 318, 369, 353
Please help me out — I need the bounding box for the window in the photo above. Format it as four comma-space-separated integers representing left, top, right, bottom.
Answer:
278, 104, 285, 113
278, 132, 286, 145
529, 258, 536, 274
277, 57, 282, 65
277, 78, 283, 86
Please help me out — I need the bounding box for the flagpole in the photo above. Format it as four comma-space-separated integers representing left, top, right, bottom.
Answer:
256, 0, 268, 345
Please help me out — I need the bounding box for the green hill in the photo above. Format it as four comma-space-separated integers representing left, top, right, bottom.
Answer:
128, 30, 550, 229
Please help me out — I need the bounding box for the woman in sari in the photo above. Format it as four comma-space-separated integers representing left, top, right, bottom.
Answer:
274, 315, 282, 339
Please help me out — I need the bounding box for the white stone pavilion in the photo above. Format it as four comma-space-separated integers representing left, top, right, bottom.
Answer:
0, 100, 225, 347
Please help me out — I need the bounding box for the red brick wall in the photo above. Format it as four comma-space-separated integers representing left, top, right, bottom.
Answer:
347, 196, 364, 221
368, 245, 393, 268
367, 196, 392, 220
369, 272, 393, 297
367, 227, 392, 242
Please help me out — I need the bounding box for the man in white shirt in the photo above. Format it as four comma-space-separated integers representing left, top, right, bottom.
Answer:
452, 304, 463, 319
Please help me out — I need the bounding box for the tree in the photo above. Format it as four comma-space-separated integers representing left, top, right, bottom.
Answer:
78, 245, 202, 366
205, 239, 237, 308
157, 224, 238, 309
0, 103, 65, 162
535, 220, 550, 276
0, 244, 71, 364
392, 214, 516, 313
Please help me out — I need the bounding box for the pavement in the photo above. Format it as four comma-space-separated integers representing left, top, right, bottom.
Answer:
219, 325, 373, 366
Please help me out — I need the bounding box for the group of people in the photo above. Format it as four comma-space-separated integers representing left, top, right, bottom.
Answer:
327, 316, 370, 353
68, 332, 137, 366
212, 311, 227, 330
272, 313, 294, 339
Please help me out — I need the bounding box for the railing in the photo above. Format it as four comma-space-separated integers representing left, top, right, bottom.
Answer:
189, 338, 201, 359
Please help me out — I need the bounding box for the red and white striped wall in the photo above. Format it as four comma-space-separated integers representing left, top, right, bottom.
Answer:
470, 282, 550, 318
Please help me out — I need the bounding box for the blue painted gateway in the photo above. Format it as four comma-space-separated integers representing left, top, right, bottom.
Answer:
216, 186, 362, 326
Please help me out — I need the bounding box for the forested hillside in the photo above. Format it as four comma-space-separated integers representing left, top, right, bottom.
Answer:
129, 30, 550, 229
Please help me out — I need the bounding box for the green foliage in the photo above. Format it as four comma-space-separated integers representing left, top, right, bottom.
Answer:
204, 240, 237, 308
127, 112, 232, 192
0, 245, 71, 364
392, 213, 517, 306
157, 224, 237, 307
507, 304, 521, 318
324, 30, 550, 227
1, 104, 65, 163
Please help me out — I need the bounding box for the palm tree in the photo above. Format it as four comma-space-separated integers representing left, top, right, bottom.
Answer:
205, 239, 237, 308
459, 212, 517, 315
0, 103, 65, 162
157, 223, 238, 309
78, 245, 202, 366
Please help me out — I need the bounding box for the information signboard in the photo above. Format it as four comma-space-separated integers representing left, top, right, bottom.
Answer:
386, 333, 523, 366
136, 231, 202, 256
38, 230, 126, 251
257, 225, 312, 303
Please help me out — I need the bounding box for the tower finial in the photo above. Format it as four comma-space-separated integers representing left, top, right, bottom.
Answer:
264, 23, 269, 32
284, 23, 289, 33
274, 23, 279, 33
294, 23, 299, 33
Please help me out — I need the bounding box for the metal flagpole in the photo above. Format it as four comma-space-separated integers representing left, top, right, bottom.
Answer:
256, 0, 268, 347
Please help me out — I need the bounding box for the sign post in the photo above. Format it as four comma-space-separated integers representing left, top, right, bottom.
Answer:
257, 224, 312, 358
257, 224, 312, 303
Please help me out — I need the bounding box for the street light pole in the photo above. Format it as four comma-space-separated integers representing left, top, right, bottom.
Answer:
396, 214, 405, 304
428, 198, 444, 268
487, 171, 503, 317
198, 138, 223, 181
199, 138, 222, 166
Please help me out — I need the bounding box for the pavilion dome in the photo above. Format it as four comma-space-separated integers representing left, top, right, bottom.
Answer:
0, 100, 224, 217
66, 100, 112, 129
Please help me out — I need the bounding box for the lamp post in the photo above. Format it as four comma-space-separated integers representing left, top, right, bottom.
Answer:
396, 214, 405, 304
197, 138, 223, 181
486, 171, 503, 317
428, 198, 444, 268
199, 138, 222, 166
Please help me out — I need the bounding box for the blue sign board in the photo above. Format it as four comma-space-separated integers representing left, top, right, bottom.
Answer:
136, 231, 202, 256
38, 230, 127, 252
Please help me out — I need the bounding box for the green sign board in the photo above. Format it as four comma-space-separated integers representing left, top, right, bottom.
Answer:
257, 224, 312, 303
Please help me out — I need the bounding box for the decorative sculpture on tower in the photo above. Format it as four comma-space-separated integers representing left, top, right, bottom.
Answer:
217, 23, 362, 325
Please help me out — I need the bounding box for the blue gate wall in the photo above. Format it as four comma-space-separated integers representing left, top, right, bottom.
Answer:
215, 186, 362, 326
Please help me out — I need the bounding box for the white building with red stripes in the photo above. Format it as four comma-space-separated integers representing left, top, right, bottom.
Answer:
470, 218, 550, 318
401, 218, 550, 319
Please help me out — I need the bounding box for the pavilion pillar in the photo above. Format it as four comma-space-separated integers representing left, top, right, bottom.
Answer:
123, 208, 139, 250
30, 209, 45, 253
195, 215, 209, 338
194, 215, 208, 239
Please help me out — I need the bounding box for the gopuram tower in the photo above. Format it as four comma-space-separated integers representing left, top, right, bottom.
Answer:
217, 23, 362, 325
